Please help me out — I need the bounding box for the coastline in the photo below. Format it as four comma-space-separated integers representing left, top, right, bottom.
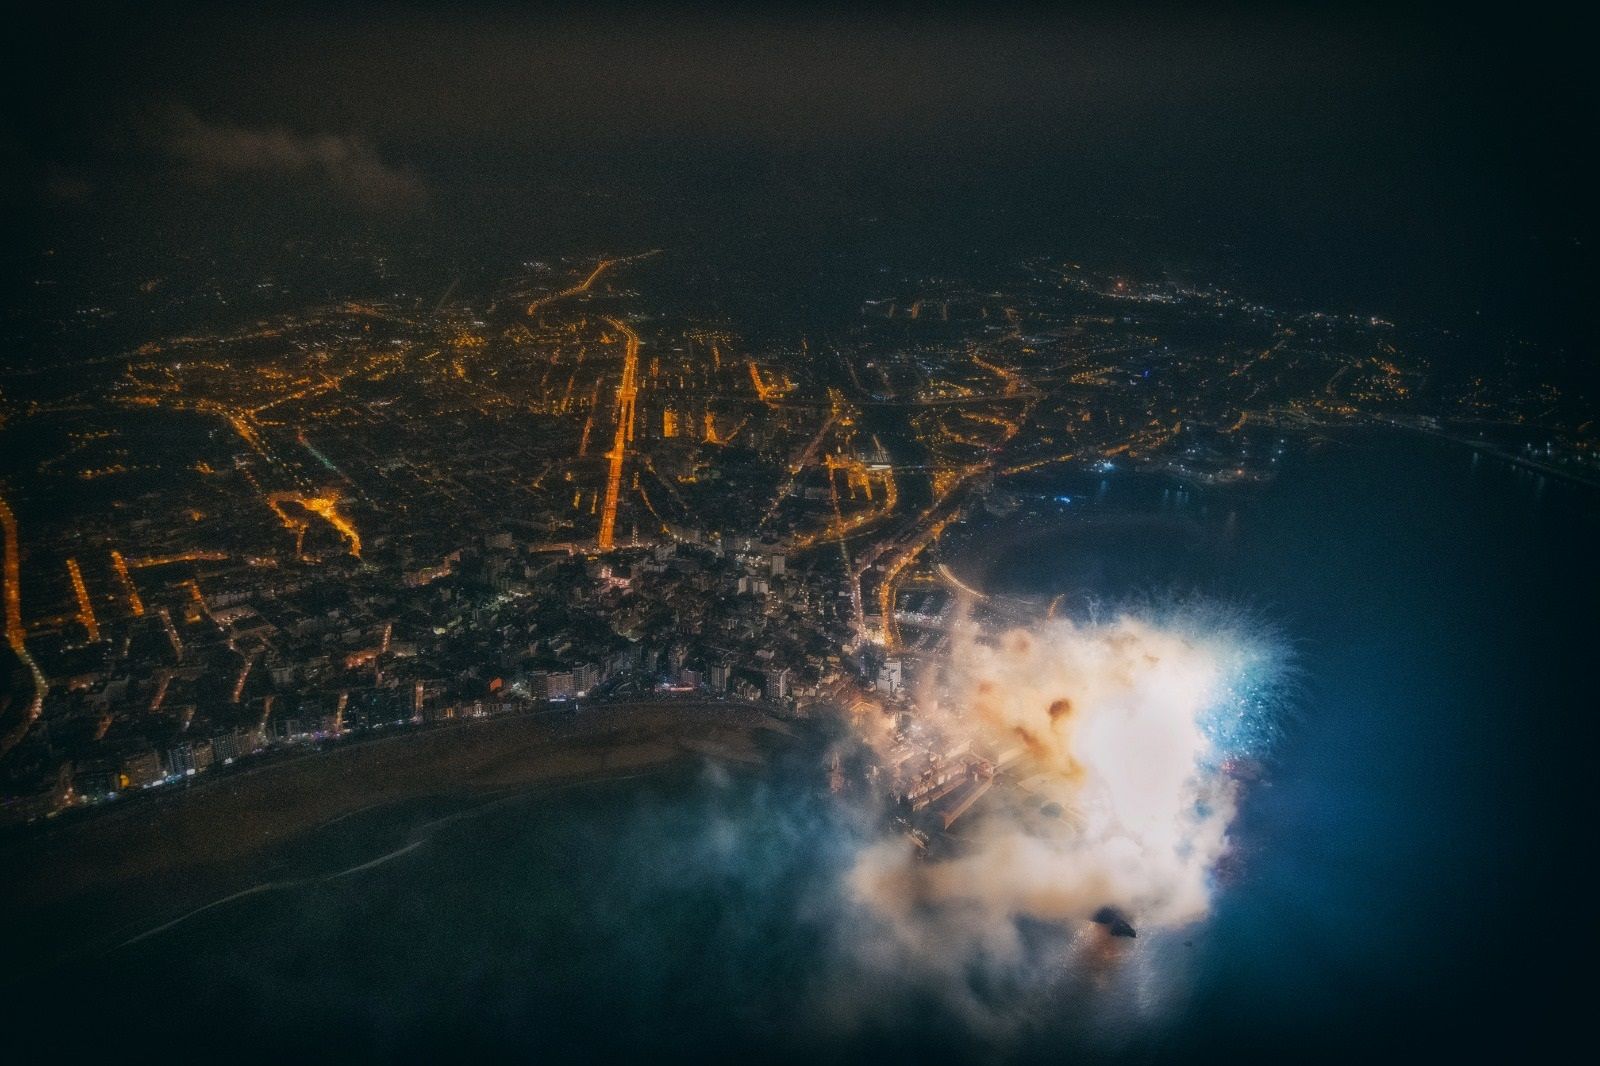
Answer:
0, 700, 800, 973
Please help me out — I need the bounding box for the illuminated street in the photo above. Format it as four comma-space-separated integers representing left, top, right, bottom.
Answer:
0, 4, 1593, 1064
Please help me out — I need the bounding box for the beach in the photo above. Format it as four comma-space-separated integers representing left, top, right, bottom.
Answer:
0, 701, 797, 972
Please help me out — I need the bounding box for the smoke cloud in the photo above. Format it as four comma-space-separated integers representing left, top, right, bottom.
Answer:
150, 105, 428, 210
829, 605, 1284, 1035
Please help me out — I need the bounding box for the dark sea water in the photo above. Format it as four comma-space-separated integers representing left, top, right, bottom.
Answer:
967, 431, 1600, 1060
9, 432, 1596, 1063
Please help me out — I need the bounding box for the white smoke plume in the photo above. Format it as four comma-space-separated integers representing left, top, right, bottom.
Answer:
833, 605, 1283, 1032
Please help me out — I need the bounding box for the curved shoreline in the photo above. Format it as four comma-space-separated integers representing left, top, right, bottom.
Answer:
108, 765, 671, 955
0, 700, 801, 971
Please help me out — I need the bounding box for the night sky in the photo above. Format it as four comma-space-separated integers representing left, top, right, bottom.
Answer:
6, 2, 1591, 374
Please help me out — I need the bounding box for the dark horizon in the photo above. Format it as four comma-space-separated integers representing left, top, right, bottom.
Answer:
5, 3, 1593, 380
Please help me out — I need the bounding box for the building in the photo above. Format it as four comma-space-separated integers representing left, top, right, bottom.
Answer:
877, 657, 903, 696
574, 662, 600, 695
120, 748, 164, 789
545, 671, 575, 701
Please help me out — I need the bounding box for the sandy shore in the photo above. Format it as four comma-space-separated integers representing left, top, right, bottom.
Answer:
0, 701, 797, 969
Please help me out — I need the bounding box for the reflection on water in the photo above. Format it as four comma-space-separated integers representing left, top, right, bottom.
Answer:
9, 433, 1595, 1061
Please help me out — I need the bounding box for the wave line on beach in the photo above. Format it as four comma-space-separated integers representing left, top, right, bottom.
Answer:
110, 771, 669, 953
327, 839, 426, 879
116, 881, 297, 949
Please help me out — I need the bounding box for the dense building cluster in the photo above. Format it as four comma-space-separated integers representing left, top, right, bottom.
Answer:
2, 250, 1591, 823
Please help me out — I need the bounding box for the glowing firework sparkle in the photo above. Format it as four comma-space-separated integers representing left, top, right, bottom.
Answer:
839, 602, 1286, 1024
